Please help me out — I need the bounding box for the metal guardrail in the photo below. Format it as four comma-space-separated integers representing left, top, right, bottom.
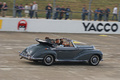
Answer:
0, 8, 120, 22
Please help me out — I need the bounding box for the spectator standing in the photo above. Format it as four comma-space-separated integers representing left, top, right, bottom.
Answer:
32, 1, 38, 19
45, 3, 52, 19
112, 6, 118, 21
29, 3, 33, 18
0, 2, 3, 16
2, 2, 8, 17
104, 7, 110, 21
18, 4, 24, 18
65, 6, 71, 20
59, 6, 65, 20
15, 4, 19, 17
99, 8, 104, 21
94, 8, 100, 21
81, 5, 86, 20
82, 7, 88, 20
24, 4, 30, 18
54, 5, 60, 19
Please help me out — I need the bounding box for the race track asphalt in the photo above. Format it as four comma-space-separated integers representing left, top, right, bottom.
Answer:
0, 32, 120, 80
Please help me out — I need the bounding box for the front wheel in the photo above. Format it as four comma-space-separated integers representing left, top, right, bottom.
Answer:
43, 55, 54, 66
89, 55, 100, 66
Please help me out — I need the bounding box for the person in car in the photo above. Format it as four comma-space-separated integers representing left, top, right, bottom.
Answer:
59, 39, 64, 45
55, 39, 60, 45
45, 37, 54, 44
55, 39, 65, 47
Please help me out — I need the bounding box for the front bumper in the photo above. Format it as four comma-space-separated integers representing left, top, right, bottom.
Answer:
19, 53, 43, 61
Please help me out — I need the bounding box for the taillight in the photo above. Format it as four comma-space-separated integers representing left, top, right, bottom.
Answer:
45, 48, 49, 50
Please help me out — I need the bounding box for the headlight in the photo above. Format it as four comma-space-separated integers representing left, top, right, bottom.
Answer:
28, 50, 32, 54
26, 49, 33, 55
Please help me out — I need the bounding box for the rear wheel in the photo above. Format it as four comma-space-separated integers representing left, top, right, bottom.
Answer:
43, 55, 54, 66
89, 55, 100, 66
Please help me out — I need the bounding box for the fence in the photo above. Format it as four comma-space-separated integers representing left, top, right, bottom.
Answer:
0, 0, 120, 22
0, 8, 120, 21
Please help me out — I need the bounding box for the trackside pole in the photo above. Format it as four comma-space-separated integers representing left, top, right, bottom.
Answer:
118, 4, 120, 22
13, 0, 16, 18
52, 0, 56, 19
88, 0, 93, 21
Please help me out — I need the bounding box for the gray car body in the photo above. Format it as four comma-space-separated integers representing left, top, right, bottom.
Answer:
19, 39, 103, 63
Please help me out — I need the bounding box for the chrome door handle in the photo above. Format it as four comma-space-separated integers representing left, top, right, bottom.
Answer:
59, 51, 62, 52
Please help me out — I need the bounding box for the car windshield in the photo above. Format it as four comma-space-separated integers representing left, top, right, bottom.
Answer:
73, 41, 86, 46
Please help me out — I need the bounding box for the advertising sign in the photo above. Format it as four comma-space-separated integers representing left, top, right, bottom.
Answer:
82, 22, 119, 33
18, 20, 27, 30
0, 20, 3, 29
0, 18, 120, 34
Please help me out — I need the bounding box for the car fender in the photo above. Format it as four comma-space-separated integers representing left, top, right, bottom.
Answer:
75, 49, 103, 61
33, 50, 57, 59
42, 50, 57, 59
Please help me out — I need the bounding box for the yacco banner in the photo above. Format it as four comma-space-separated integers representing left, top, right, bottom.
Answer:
27, 20, 120, 34
82, 22, 119, 33
0, 18, 120, 34
0, 20, 3, 29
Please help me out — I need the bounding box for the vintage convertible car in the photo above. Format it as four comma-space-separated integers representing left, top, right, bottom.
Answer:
19, 38, 103, 66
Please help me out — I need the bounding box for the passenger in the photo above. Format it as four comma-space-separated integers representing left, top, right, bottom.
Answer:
45, 37, 50, 40
59, 40, 64, 47
51, 39, 55, 44
45, 37, 51, 43
59, 39, 64, 45
55, 39, 65, 47
55, 39, 60, 45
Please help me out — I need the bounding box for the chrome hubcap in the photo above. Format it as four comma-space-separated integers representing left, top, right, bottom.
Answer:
91, 55, 99, 65
46, 57, 52, 63
92, 57, 98, 63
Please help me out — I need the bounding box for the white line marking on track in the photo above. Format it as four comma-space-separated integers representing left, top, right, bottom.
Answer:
3, 46, 11, 48
0, 40, 22, 42
108, 35, 118, 38
0, 68, 12, 71
6, 48, 13, 49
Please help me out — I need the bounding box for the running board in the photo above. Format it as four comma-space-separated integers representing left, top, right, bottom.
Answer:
55, 59, 88, 62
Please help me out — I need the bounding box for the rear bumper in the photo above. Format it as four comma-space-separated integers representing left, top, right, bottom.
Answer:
19, 53, 43, 61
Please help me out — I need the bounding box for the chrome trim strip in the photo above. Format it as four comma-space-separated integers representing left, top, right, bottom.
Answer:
55, 59, 88, 62
20, 54, 28, 58
31, 57, 43, 60
20, 54, 43, 60
92, 45, 96, 49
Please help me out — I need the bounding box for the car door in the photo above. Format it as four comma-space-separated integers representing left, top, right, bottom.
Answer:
54, 47, 82, 60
